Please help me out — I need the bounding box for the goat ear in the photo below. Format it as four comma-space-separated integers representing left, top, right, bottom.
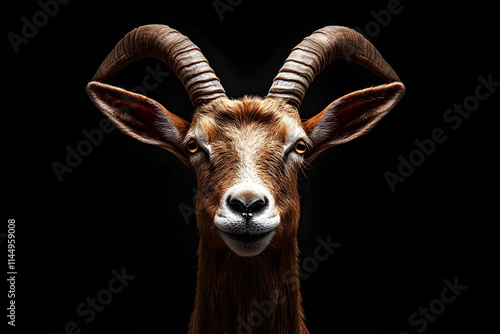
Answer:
86, 81, 190, 163
302, 82, 405, 162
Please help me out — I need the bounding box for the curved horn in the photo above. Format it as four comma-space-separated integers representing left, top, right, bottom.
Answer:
267, 26, 401, 108
91, 24, 226, 107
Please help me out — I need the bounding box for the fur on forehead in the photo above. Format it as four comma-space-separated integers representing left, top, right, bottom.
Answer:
190, 96, 304, 141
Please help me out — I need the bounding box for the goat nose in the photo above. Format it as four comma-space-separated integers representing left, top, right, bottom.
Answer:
228, 196, 268, 218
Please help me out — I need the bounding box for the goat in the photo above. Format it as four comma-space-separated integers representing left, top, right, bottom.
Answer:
86, 24, 405, 334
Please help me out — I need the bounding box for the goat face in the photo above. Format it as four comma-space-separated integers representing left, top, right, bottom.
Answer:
87, 24, 405, 258
189, 97, 306, 256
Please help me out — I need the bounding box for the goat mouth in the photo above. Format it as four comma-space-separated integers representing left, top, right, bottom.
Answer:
219, 230, 275, 257
222, 231, 272, 243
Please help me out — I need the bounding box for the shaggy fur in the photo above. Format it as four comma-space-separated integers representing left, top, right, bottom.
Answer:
188, 97, 307, 333
86, 24, 405, 334
86, 86, 405, 333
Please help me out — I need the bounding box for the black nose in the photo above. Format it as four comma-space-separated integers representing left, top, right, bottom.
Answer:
228, 196, 268, 219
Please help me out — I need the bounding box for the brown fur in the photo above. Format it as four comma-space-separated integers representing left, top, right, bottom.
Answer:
187, 97, 308, 333
87, 79, 405, 334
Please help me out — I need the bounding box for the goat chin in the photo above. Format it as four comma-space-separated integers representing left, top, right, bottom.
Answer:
219, 229, 276, 257
214, 212, 280, 256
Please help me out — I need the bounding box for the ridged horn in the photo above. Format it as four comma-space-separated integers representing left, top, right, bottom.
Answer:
91, 24, 226, 108
267, 26, 401, 108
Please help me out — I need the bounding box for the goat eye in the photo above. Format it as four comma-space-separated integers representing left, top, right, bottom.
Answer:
187, 139, 199, 154
294, 140, 306, 155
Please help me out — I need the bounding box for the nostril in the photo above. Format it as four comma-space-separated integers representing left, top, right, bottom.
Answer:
228, 196, 247, 214
247, 198, 267, 214
227, 196, 268, 216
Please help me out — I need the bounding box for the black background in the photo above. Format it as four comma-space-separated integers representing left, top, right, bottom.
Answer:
4, 0, 498, 333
